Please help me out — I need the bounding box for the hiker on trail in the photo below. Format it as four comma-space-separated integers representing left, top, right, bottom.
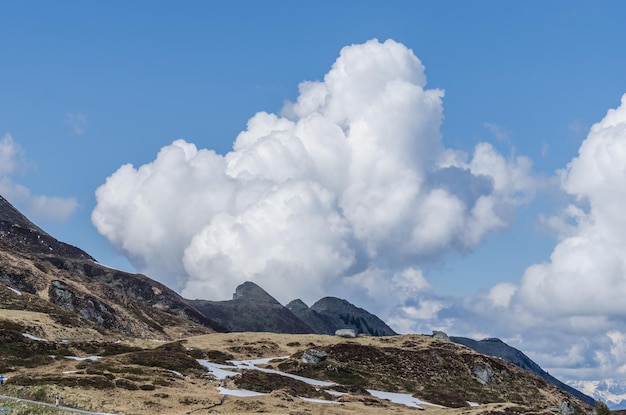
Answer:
55, 392, 60, 407
0, 375, 4, 385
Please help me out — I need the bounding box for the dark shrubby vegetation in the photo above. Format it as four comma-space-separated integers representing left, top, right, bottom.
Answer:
71, 340, 142, 356
125, 349, 205, 374
9, 374, 115, 390
234, 370, 331, 400
0, 329, 70, 372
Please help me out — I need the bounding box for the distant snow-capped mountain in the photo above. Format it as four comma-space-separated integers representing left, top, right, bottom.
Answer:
567, 379, 626, 409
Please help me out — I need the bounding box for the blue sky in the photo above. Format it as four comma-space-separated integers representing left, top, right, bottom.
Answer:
3, 1, 626, 389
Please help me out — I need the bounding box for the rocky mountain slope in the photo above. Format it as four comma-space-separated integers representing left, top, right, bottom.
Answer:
189, 281, 314, 334
451, 336, 595, 407
0, 195, 93, 260
190, 281, 397, 336
308, 296, 397, 336
0, 195, 225, 340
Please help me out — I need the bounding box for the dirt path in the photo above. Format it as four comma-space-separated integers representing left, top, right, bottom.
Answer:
0, 394, 119, 415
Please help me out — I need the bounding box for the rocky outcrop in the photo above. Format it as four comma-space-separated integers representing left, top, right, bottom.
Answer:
472, 364, 494, 385
559, 399, 576, 415
432, 330, 450, 341
301, 349, 327, 364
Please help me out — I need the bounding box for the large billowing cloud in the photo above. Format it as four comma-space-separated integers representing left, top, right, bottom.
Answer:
514, 95, 626, 316
92, 39, 534, 304
0, 133, 78, 222
426, 95, 626, 383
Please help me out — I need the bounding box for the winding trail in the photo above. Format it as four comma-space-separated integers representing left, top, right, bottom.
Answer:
0, 394, 118, 415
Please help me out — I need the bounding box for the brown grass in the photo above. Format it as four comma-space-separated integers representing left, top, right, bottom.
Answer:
0, 314, 591, 415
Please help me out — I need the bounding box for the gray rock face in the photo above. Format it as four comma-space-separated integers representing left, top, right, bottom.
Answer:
559, 399, 575, 415
473, 364, 494, 385
301, 349, 328, 364
335, 328, 358, 338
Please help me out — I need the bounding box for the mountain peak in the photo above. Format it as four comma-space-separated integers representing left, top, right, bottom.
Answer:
285, 298, 309, 311
310, 296, 351, 312
232, 281, 280, 304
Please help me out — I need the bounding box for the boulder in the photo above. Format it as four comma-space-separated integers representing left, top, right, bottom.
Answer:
472, 364, 494, 385
558, 399, 575, 415
335, 329, 358, 338
432, 330, 450, 341
301, 349, 328, 364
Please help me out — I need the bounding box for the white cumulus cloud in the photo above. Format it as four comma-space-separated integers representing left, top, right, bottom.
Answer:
92, 39, 535, 305
425, 95, 626, 383
516, 94, 626, 316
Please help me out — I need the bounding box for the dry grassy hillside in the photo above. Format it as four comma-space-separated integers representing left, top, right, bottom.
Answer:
0, 310, 593, 415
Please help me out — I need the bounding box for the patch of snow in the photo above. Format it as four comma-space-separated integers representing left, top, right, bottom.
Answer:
232, 356, 289, 366
22, 333, 46, 341
201, 355, 445, 410
199, 356, 335, 387
228, 358, 335, 387
7, 286, 21, 295
468, 401, 480, 407
64, 356, 102, 361
217, 386, 264, 397
167, 369, 184, 378
197, 360, 239, 380
366, 390, 446, 409
300, 397, 340, 404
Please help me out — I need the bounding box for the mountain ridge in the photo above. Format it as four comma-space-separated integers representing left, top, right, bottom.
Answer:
189, 282, 315, 334
0, 195, 93, 260
0, 194, 226, 339
190, 281, 397, 336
